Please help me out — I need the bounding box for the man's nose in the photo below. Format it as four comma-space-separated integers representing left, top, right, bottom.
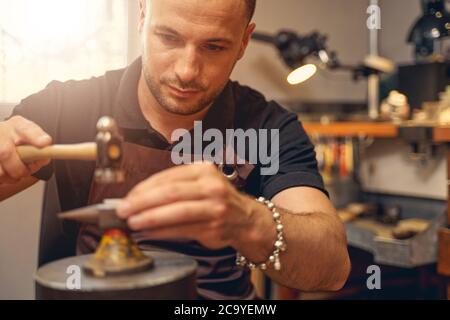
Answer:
174, 46, 201, 85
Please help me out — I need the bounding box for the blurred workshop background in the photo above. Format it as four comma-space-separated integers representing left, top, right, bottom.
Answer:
1, 0, 449, 299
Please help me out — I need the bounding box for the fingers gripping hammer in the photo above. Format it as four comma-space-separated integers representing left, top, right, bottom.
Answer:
16, 117, 124, 184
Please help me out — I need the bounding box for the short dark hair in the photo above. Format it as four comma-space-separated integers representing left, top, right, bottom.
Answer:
245, 0, 256, 21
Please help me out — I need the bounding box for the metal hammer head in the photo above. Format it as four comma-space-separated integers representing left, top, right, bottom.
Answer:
94, 117, 125, 184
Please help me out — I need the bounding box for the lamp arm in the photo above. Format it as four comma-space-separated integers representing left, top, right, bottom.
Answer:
251, 32, 275, 44
321, 61, 374, 82
251, 30, 393, 82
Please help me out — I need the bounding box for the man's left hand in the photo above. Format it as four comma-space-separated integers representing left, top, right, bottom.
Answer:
116, 162, 255, 250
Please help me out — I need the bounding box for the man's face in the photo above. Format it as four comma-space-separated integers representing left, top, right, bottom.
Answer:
139, 0, 255, 115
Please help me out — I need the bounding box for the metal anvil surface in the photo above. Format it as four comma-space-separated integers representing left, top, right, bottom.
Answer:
58, 199, 128, 230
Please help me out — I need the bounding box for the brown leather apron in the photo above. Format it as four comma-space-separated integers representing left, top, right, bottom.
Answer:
76, 141, 258, 300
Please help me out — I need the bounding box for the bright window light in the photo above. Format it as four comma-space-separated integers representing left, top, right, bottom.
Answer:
0, 0, 129, 103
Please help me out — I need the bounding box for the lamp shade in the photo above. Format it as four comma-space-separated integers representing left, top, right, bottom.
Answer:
287, 64, 317, 85
408, 12, 450, 43
407, 1, 450, 57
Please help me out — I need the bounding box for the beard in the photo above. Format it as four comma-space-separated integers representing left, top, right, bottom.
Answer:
142, 63, 225, 116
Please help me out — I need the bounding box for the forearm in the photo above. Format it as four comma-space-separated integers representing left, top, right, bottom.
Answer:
232, 196, 350, 292
0, 176, 39, 202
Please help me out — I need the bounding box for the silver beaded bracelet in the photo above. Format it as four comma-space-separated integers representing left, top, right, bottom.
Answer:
236, 196, 287, 271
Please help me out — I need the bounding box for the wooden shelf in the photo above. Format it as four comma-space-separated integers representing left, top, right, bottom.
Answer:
302, 121, 450, 142
434, 126, 450, 143
302, 121, 398, 138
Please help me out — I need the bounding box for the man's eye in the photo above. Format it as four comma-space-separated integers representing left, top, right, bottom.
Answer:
159, 34, 178, 42
204, 44, 225, 52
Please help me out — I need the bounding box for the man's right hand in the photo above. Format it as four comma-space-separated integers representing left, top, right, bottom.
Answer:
0, 116, 52, 185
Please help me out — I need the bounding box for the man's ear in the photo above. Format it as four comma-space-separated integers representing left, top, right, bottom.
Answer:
138, 0, 146, 33
237, 23, 256, 60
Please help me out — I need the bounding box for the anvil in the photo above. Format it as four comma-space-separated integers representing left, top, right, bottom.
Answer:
58, 199, 153, 278
58, 199, 128, 231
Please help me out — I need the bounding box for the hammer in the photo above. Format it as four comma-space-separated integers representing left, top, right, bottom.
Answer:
16, 116, 125, 184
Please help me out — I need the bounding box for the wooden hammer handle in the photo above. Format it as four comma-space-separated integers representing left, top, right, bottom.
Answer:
16, 143, 97, 163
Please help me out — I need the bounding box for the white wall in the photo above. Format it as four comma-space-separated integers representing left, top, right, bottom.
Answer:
0, 105, 44, 299
128, 0, 141, 63
379, 0, 421, 64
359, 140, 447, 200
232, 0, 369, 102
0, 182, 43, 299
